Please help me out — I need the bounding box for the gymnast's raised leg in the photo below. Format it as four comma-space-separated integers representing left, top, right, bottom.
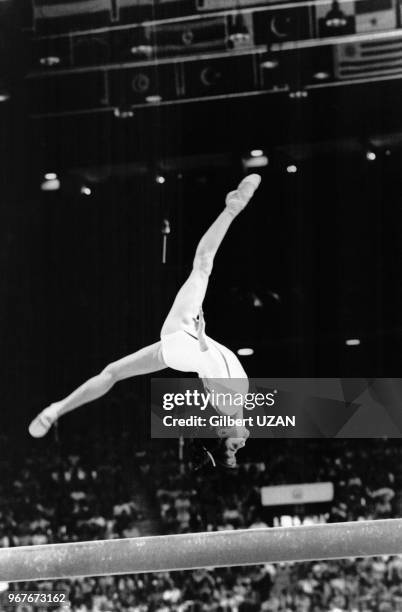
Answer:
161, 174, 261, 338
28, 341, 167, 437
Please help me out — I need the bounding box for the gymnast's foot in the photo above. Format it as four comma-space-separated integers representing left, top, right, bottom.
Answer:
28, 404, 59, 438
225, 174, 261, 217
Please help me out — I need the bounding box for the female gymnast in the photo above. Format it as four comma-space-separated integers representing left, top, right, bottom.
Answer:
29, 174, 261, 468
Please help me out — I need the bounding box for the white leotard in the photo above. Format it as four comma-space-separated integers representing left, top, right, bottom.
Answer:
160, 328, 249, 418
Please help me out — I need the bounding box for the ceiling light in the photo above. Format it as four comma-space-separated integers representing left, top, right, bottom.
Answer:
130, 45, 153, 57
237, 348, 254, 356
313, 71, 330, 80
145, 95, 162, 104
39, 56, 61, 67
114, 107, 134, 119
260, 59, 279, 70
228, 13, 251, 45
289, 90, 308, 100
325, 1, 348, 28
243, 156, 268, 169
41, 178, 60, 192
345, 338, 360, 346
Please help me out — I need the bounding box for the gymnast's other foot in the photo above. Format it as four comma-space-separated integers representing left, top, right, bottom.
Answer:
28, 404, 59, 438
225, 174, 261, 217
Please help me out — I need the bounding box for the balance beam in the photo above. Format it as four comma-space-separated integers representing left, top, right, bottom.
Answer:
1, 518, 402, 583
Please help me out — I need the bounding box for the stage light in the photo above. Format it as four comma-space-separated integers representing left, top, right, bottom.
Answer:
289, 90, 308, 100
252, 293, 263, 308
260, 58, 279, 70
130, 45, 153, 57
268, 290, 281, 302
324, 1, 348, 28
41, 172, 60, 191
237, 348, 254, 356
146, 95, 162, 104
0, 79, 10, 103
228, 13, 251, 45
41, 178, 60, 192
81, 186, 92, 196
366, 151, 376, 161
39, 56, 61, 67
114, 107, 134, 119
250, 149, 264, 157
313, 71, 330, 81
345, 338, 360, 346
243, 155, 268, 169
156, 175, 166, 184
229, 31, 251, 44
286, 165, 297, 173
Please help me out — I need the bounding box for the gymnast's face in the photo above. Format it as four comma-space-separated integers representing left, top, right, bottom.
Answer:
226, 437, 246, 452
222, 437, 247, 467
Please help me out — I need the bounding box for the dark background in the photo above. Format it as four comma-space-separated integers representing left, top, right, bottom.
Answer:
1, 3, 402, 443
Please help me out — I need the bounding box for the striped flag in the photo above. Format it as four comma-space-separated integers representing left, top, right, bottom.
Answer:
335, 34, 402, 79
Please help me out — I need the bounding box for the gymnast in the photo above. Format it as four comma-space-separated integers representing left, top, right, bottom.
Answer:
29, 174, 261, 468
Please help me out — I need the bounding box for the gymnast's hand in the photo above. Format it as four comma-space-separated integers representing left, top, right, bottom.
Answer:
194, 308, 208, 352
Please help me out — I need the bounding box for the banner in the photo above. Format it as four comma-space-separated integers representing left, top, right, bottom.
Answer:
151, 377, 402, 438
261, 482, 334, 506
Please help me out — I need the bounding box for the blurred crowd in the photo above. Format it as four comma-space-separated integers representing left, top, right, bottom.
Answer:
7, 557, 402, 612
2, 426, 402, 611
0, 430, 146, 546
151, 438, 401, 534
